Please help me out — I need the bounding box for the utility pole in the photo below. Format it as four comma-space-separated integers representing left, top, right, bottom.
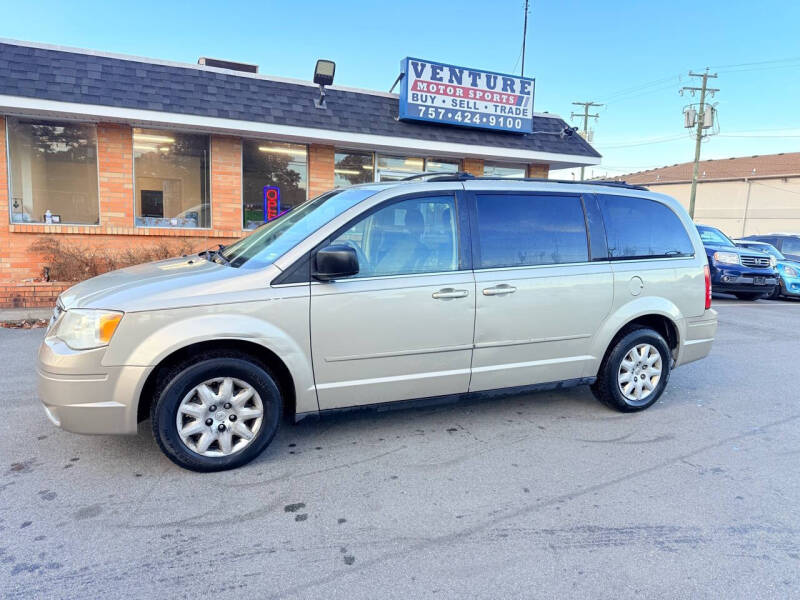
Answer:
681, 69, 719, 219
571, 101, 603, 180
521, 0, 530, 77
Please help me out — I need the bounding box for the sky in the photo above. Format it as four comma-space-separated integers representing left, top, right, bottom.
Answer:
2, 0, 799, 179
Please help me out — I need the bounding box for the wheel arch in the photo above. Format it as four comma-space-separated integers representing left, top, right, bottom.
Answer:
590, 299, 684, 378
137, 339, 297, 425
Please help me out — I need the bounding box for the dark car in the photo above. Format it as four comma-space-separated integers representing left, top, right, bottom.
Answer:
696, 225, 778, 300
741, 233, 800, 263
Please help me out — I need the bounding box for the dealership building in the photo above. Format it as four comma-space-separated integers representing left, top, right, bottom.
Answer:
0, 39, 600, 308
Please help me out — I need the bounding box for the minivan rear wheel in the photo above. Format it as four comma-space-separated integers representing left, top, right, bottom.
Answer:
591, 327, 671, 412
151, 356, 282, 472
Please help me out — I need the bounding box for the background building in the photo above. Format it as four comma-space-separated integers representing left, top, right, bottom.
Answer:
614, 153, 800, 237
0, 39, 600, 307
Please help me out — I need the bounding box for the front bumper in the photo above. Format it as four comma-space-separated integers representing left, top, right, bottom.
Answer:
710, 268, 777, 293
37, 336, 148, 435
778, 276, 800, 296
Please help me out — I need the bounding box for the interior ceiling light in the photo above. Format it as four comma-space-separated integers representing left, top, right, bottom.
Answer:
258, 146, 306, 157
134, 134, 175, 144
334, 169, 361, 175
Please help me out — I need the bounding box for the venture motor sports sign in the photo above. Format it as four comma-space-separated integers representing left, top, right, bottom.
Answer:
398, 57, 535, 134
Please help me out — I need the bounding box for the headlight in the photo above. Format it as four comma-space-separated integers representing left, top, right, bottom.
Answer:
785, 266, 799, 278
770, 256, 777, 268
55, 309, 123, 350
713, 251, 740, 265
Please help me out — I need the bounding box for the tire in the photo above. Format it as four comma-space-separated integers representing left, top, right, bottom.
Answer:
590, 327, 672, 412
767, 284, 782, 300
734, 292, 765, 301
151, 355, 282, 472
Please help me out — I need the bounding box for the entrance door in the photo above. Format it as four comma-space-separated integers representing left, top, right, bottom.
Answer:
310, 193, 475, 409
467, 191, 613, 391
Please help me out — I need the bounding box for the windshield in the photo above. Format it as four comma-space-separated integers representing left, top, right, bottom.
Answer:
219, 187, 383, 268
697, 225, 735, 247
740, 242, 784, 260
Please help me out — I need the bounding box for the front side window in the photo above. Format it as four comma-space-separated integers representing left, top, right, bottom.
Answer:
221, 187, 382, 269
475, 194, 588, 268
134, 128, 209, 228
7, 117, 99, 225
331, 195, 458, 277
243, 140, 308, 229
483, 163, 527, 179
334, 151, 374, 187
601, 195, 695, 259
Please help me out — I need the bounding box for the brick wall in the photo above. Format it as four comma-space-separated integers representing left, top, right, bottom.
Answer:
210, 135, 243, 230
97, 123, 133, 228
0, 281, 71, 309
462, 158, 484, 177
308, 144, 335, 198
527, 163, 550, 178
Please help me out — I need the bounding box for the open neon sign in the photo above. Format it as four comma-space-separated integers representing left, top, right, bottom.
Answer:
263, 186, 288, 222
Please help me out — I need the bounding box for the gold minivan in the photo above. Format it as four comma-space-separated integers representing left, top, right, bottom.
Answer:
37, 176, 717, 471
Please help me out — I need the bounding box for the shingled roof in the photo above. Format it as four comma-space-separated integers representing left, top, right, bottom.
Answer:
0, 39, 600, 162
614, 152, 800, 185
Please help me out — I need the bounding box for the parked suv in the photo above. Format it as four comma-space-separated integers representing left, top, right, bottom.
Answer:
696, 224, 778, 300
38, 176, 718, 471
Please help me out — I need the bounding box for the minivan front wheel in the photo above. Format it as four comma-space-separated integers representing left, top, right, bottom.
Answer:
151, 356, 282, 472
591, 327, 671, 412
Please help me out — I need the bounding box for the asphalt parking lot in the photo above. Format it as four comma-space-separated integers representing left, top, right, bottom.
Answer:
2, 297, 799, 599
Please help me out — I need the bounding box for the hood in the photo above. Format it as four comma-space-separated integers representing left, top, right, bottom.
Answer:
59, 255, 281, 312
703, 242, 745, 254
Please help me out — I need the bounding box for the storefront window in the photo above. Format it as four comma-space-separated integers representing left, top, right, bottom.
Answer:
483, 162, 527, 179
376, 155, 425, 181
243, 140, 307, 229
7, 117, 99, 225
334, 151, 374, 187
133, 128, 210, 228
425, 158, 460, 173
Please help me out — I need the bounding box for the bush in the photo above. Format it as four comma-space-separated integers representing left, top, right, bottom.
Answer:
30, 238, 206, 282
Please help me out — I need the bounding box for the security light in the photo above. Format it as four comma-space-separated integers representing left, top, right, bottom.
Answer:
313, 59, 335, 108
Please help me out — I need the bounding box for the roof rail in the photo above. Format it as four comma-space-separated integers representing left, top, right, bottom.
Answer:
396, 172, 648, 190
399, 171, 476, 182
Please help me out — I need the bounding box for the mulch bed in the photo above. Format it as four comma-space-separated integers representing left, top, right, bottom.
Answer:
0, 319, 49, 329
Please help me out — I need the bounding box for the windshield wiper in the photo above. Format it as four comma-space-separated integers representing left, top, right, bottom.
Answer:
201, 244, 229, 265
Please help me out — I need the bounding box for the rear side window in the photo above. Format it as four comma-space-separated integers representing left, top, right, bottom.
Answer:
474, 194, 589, 268
598, 195, 694, 260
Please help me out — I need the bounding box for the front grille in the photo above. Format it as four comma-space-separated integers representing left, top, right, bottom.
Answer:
741, 255, 771, 268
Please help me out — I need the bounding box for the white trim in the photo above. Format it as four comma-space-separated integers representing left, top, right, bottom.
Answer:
0, 37, 561, 117
0, 95, 600, 168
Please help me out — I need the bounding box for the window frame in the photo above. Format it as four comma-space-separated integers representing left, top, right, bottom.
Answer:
132, 127, 212, 230
598, 194, 696, 261
5, 116, 101, 226
274, 189, 471, 285
465, 190, 593, 271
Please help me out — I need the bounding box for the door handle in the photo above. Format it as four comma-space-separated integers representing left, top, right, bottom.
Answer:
482, 284, 517, 296
432, 288, 469, 299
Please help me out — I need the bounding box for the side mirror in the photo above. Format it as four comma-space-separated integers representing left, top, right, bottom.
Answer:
312, 245, 359, 281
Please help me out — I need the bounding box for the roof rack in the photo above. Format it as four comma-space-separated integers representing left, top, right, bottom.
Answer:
400, 171, 648, 190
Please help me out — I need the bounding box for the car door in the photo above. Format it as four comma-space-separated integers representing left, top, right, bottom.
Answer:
310, 192, 475, 410
467, 187, 613, 392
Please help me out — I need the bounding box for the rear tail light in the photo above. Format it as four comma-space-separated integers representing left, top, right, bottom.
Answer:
704, 264, 712, 310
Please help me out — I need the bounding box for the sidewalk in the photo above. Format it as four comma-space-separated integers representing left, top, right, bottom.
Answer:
0, 307, 52, 323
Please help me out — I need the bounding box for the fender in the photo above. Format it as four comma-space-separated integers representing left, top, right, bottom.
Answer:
586, 296, 684, 376
102, 304, 318, 414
